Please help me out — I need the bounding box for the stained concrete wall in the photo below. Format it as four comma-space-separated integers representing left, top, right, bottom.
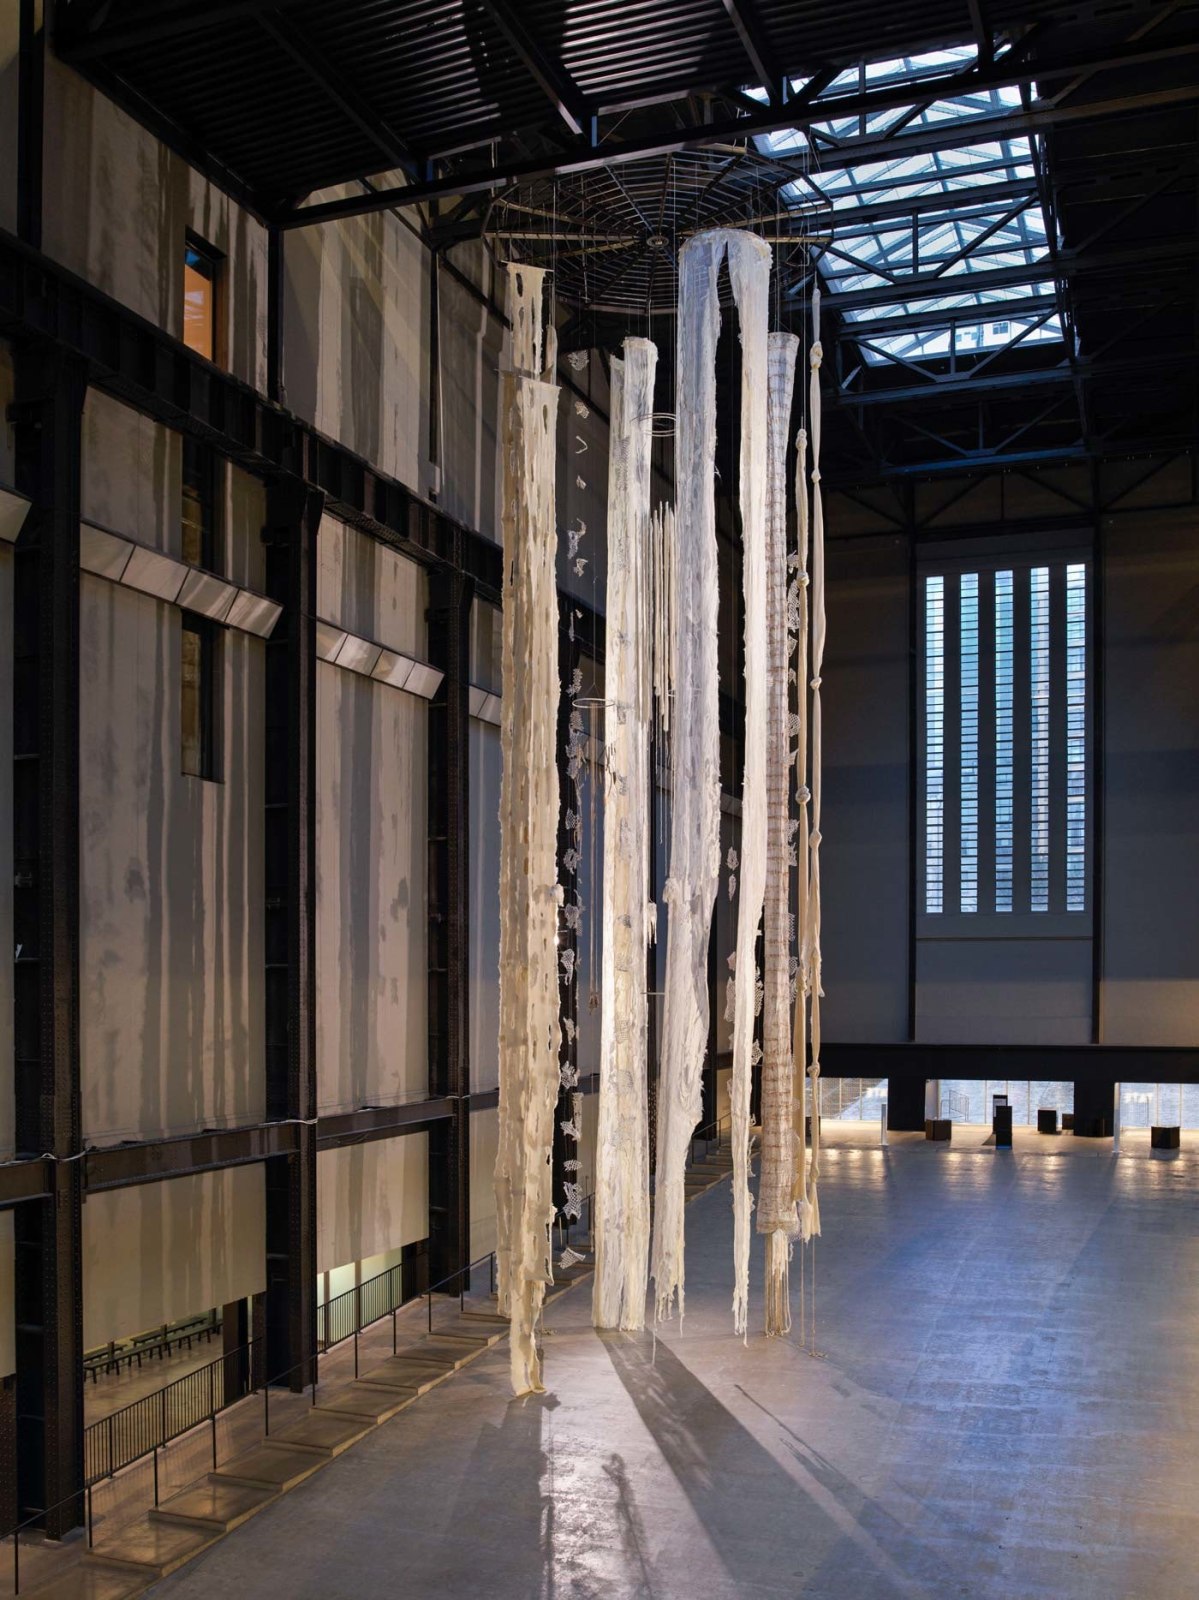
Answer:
283, 206, 429, 497
40, 55, 268, 389
79, 393, 267, 1143
315, 519, 428, 1117
316, 1137, 429, 1275
1102, 508, 1199, 1044
823, 538, 911, 1042
0, 8, 17, 236
82, 1167, 265, 1348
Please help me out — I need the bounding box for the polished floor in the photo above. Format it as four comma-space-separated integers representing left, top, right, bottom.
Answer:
150, 1143, 1199, 1600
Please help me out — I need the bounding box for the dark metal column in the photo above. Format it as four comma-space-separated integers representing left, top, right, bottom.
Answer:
9, 343, 87, 1532
426, 557, 473, 1289
262, 479, 323, 1389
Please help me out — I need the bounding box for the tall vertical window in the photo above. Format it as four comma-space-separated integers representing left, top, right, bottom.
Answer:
994, 571, 1014, 912
183, 235, 222, 362
924, 576, 945, 913
182, 437, 219, 569
181, 616, 219, 780
922, 557, 1088, 917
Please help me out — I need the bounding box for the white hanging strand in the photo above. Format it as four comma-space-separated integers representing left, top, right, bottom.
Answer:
759, 331, 800, 1336
594, 337, 657, 1331
494, 263, 563, 1395
726, 233, 772, 1340
792, 425, 814, 1245
806, 286, 826, 1243
650, 230, 726, 1325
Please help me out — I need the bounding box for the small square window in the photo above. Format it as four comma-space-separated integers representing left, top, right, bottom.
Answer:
184, 235, 222, 362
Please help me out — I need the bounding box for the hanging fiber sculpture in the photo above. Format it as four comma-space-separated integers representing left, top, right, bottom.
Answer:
758, 331, 800, 1335
804, 287, 827, 1242
593, 336, 657, 1331
651, 227, 771, 1328
493, 263, 563, 1395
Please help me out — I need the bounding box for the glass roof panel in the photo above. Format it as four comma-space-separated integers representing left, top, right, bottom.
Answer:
758, 47, 1064, 363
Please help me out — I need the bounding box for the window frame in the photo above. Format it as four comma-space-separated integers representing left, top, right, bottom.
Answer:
916, 537, 1094, 939
181, 612, 222, 783
183, 231, 225, 366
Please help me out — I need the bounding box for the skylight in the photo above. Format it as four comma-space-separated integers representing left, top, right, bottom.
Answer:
758, 48, 1064, 366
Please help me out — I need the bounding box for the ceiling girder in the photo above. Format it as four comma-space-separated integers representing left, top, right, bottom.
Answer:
278, 41, 1199, 225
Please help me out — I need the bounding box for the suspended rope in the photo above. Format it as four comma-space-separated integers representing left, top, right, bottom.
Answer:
759, 329, 800, 1337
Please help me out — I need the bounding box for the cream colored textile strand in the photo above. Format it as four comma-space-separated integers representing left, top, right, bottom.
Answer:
727, 233, 772, 1338
759, 331, 800, 1336
791, 425, 814, 1244
650, 231, 733, 1323
494, 263, 563, 1395
805, 287, 826, 1241
594, 337, 657, 1331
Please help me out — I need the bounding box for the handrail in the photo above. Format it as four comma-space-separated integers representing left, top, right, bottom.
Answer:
1, 1482, 96, 1594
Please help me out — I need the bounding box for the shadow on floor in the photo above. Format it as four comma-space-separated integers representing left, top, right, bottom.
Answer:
604, 1332, 955, 1599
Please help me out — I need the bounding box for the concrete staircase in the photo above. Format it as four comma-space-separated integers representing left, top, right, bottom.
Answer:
26, 1160, 731, 1599
25, 1320, 502, 1599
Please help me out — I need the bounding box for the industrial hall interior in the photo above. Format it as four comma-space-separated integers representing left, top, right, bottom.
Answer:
0, 0, 1197, 1596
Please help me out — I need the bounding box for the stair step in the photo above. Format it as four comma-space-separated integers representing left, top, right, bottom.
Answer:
315, 1381, 415, 1423
23, 1563, 154, 1600
355, 1356, 451, 1394
87, 1516, 218, 1578
212, 1443, 326, 1492
149, 1478, 276, 1533
267, 1409, 372, 1456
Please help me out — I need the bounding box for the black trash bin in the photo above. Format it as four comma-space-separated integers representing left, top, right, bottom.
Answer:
1151, 1125, 1181, 1150
1037, 1107, 1058, 1135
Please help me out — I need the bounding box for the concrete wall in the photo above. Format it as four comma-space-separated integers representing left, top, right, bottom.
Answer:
82, 1167, 266, 1348
316, 1137, 429, 1275
79, 394, 268, 1143
822, 538, 911, 1042
283, 206, 429, 497
41, 54, 268, 389
1102, 508, 1199, 1044
316, 520, 428, 1116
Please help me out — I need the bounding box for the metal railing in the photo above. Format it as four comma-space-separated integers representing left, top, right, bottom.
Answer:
83, 1338, 256, 1486
2, 1485, 95, 1595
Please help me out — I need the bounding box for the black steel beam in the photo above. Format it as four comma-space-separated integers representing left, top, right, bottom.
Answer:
9, 342, 87, 1536
840, 347, 1197, 407
257, 14, 420, 181
823, 1041, 1199, 1083
54, 0, 312, 60
0, 1161, 50, 1209
280, 61, 1199, 226
720, 0, 784, 103
477, 0, 591, 138
808, 237, 1199, 314
425, 557, 474, 1289
316, 1099, 456, 1151
262, 478, 323, 1393
85, 1124, 301, 1192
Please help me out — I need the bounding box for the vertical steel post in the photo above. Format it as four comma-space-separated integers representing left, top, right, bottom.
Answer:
9, 344, 87, 1537
426, 555, 474, 1289
263, 480, 324, 1393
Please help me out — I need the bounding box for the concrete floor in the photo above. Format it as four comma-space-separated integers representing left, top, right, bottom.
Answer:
150, 1143, 1199, 1600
